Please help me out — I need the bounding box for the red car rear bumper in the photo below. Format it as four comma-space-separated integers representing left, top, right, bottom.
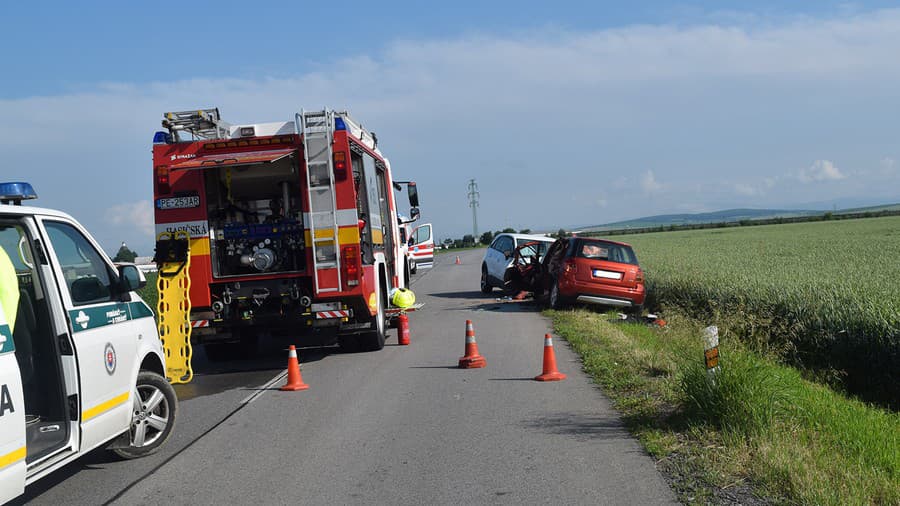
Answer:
558, 278, 646, 307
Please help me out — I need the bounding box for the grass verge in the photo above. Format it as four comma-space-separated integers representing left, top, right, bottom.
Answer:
550, 308, 899, 505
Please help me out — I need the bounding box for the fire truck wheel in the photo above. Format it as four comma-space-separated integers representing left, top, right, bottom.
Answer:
360, 282, 387, 351
113, 371, 178, 459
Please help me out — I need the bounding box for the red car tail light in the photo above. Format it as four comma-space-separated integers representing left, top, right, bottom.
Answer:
342, 245, 360, 288
155, 166, 171, 194
636, 268, 644, 283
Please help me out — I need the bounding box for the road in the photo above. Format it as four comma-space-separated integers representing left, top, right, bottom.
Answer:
16, 248, 676, 505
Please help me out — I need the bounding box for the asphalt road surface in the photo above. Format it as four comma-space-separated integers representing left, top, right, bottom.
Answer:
15, 249, 676, 505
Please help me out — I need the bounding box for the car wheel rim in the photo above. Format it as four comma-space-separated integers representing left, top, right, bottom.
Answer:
130, 384, 170, 448
481, 269, 488, 289
551, 284, 558, 306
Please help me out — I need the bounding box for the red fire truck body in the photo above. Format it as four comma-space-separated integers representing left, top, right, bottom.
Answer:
151, 109, 419, 356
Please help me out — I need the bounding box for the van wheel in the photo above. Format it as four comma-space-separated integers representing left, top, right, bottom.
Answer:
410, 259, 417, 275
480, 265, 492, 293
113, 371, 177, 459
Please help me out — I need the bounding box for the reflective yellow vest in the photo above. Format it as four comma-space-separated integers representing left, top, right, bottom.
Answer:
0, 248, 18, 333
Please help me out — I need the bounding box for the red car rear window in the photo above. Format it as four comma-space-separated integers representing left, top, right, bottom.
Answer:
574, 240, 638, 265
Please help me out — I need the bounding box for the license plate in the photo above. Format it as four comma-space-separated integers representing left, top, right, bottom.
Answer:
593, 269, 622, 280
156, 196, 200, 210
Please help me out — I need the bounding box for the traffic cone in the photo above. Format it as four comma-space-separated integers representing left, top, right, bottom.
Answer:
281, 345, 309, 391
398, 312, 410, 345
534, 334, 566, 381
455, 256, 461, 265
458, 320, 486, 369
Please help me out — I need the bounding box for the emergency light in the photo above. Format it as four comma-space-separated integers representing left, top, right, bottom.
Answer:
334, 117, 347, 131
153, 131, 173, 144
0, 182, 38, 205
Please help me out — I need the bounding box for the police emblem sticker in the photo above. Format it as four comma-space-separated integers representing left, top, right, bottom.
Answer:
104, 343, 117, 375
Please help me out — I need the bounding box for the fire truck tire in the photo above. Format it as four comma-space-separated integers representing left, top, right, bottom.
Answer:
113, 371, 178, 459
360, 281, 387, 351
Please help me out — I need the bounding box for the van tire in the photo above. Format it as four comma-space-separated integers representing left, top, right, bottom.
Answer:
113, 371, 177, 459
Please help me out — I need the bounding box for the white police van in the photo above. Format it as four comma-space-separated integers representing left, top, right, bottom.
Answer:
0, 183, 176, 504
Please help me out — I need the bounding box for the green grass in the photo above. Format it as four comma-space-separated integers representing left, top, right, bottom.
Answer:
619, 216, 900, 407
137, 272, 158, 315
551, 308, 900, 505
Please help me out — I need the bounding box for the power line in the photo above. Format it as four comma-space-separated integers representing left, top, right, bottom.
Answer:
467, 179, 479, 239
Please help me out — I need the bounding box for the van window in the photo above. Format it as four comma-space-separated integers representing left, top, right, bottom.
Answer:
44, 221, 115, 305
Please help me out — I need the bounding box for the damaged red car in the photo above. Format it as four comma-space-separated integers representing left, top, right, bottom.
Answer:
505, 237, 646, 313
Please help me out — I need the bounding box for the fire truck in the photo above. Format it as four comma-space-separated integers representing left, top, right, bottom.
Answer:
151, 108, 420, 359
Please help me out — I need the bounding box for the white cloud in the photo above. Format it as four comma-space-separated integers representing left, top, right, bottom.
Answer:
733, 183, 760, 196
640, 171, 663, 194
106, 201, 155, 238
797, 160, 846, 183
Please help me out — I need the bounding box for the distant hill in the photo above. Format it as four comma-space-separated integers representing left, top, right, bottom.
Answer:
580, 203, 900, 232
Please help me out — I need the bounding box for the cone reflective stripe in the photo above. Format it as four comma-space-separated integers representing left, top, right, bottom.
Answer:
281, 345, 310, 391
458, 319, 486, 368
534, 334, 566, 381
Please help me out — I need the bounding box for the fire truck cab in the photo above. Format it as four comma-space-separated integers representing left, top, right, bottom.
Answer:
152, 109, 420, 357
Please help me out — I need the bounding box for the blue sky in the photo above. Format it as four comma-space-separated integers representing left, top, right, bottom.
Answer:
2, 1, 900, 253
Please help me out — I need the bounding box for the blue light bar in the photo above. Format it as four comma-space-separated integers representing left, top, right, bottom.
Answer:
334, 117, 347, 131
0, 182, 38, 205
153, 131, 173, 144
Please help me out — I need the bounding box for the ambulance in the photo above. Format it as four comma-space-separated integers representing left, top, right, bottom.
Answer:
0, 182, 177, 504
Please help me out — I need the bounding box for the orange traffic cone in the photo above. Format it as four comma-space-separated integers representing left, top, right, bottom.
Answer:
455, 256, 461, 265
534, 334, 566, 381
458, 320, 486, 369
281, 345, 309, 391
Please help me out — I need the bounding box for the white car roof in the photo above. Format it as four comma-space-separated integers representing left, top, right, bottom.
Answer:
499, 233, 556, 243
0, 202, 76, 221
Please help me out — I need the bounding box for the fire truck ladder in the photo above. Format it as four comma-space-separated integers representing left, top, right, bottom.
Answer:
298, 109, 341, 293
162, 108, 231, 140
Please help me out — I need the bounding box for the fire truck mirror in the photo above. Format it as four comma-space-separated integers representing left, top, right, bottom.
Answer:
407, 182, 419, 208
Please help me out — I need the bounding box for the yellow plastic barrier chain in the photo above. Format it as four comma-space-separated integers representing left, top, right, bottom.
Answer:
155, 231, 193, 384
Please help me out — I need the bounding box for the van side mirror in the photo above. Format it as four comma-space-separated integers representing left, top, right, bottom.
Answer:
407, 182, 419, 208
118, 264, 147, 292
408, 207, 420, 222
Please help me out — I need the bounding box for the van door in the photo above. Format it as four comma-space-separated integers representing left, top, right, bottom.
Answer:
39, 219, 139, 451
409, 223, 434, 269
0, 309, 26, 503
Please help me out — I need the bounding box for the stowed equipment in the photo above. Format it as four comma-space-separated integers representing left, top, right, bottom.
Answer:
153, 231, 193, 383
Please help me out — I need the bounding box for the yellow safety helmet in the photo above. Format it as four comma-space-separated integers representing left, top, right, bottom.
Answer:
390, 288, 416, 309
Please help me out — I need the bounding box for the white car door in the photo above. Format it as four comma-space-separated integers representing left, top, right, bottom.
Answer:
409, 223, 434, 268
0, 308, 25, 504
487, 236, 511, 282
39, 219, 140, 451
